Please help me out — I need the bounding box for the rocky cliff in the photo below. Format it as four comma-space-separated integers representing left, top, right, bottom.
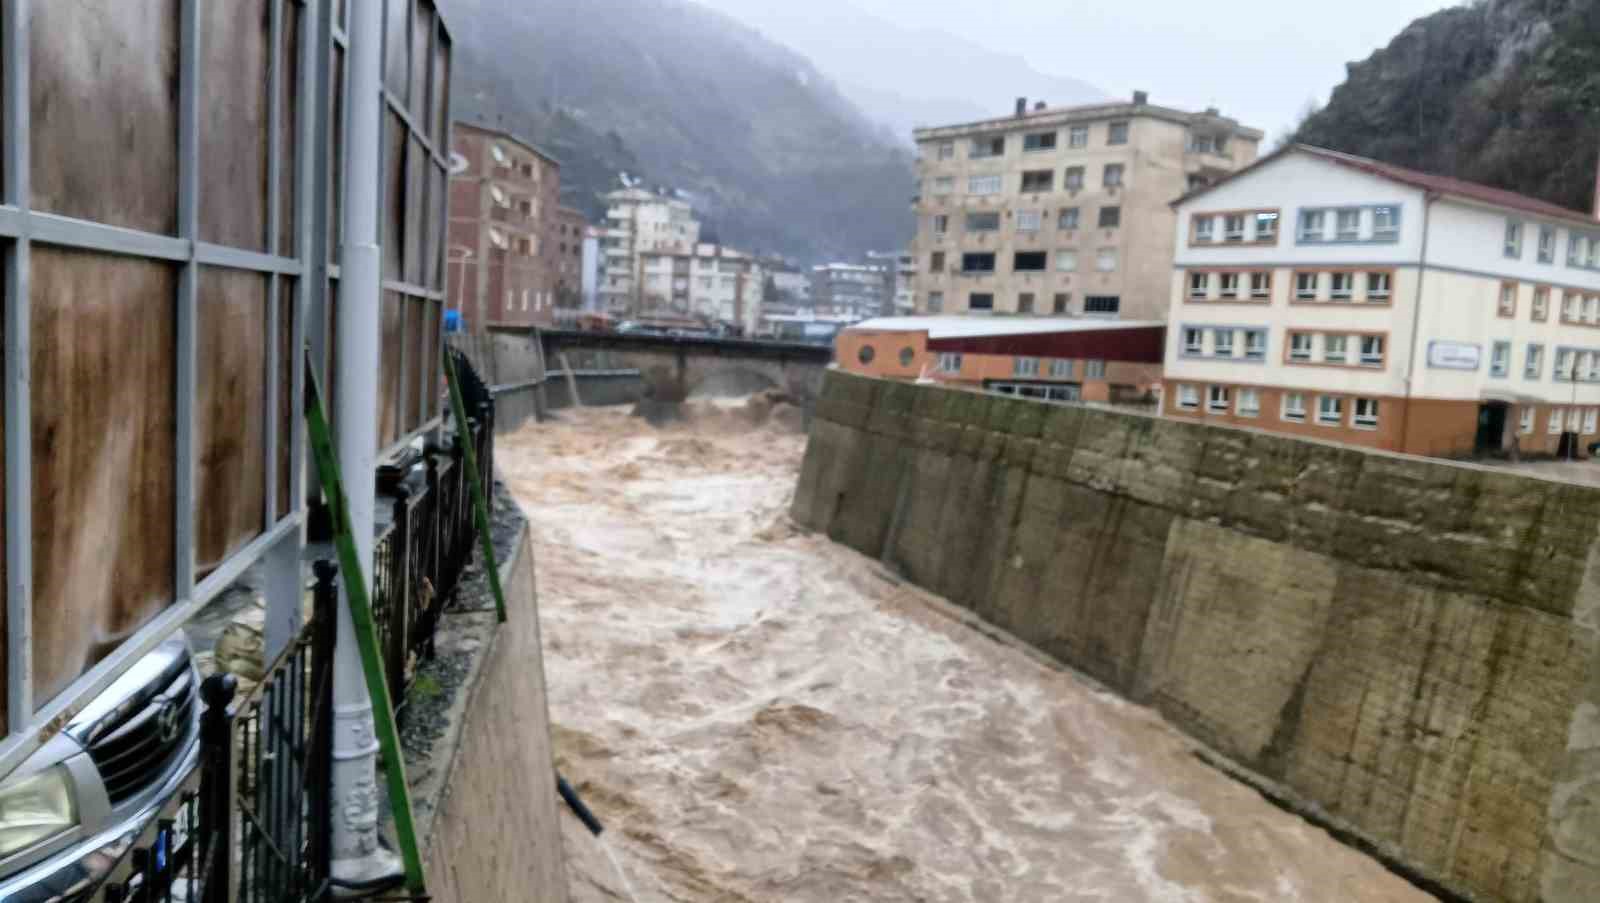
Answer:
1295, 0, 1600, 213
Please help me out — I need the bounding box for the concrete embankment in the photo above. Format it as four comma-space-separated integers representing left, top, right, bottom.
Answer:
792, 370, 1600, 903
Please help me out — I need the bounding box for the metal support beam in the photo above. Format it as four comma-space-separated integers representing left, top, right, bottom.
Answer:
4, 0, 32, 732
175, 0, 202, 605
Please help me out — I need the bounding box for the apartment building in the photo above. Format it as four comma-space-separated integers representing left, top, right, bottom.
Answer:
599, 187, 702, 314
1163, 144, 1600, 458
638, 243, 765, 335
812, 263, 891, 319
866, 250, 918, 315
912, 92, 1262, 321
447, 122, 562, 330
554, 206, 588, 306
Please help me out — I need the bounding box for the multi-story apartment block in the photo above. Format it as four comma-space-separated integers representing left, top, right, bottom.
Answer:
447, 122, 562, 330
1163, 144, 1600, 458
638, 243, 765, 335
912, 92, 1262, 321
553, 206, 587, 307
867, 250, 917, 315
599, 187, 701, 314
812, 263, 890, 320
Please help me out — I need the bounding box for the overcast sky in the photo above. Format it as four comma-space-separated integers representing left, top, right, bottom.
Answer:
697, 0, 1460, 138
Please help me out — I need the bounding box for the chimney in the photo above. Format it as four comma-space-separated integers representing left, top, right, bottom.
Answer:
1034, 101, 1047, 111
1133, 90, 1148, 106
1015, 97, 1027, 117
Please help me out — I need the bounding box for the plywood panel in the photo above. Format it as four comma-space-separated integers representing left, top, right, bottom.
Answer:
426, 166, 445, 291
277, 0, 303, 258
404, 297, 425, 433
195, 269, 268, 573
384, 0, 408, 100
405, 138, 426, 286
410, 4, 432, 123
380, 292, 403, 448
278, 280, 297, 520
30, 248, 176, 708
431, 31, 450, 148
31, 0, 180, 235
383, 112, 405, 282
199, 0, 271, 250
423, 302, 440, 422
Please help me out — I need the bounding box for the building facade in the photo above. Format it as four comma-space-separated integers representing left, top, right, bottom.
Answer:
447, 122, 562, 330
866, 250, 917, 315
1163, 145, 1600, 457
599, 188, 701, 315
554, 206, 587, 308
912, 93, 1262, 321
812, 263, 891, 320
637, 243, 765, 335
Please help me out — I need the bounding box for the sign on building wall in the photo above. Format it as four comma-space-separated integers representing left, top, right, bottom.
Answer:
1427, 341, 1482, 371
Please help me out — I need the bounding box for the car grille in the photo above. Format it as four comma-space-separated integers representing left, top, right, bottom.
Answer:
85, 664, 196, 805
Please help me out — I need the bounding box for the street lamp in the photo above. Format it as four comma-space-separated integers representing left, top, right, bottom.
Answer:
448, 245, 475, 328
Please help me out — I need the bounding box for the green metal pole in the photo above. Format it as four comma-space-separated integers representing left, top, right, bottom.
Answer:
302, 356, 427, 894
444, 349, 509, 624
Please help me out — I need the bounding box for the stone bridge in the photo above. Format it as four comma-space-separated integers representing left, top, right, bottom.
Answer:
535, 329, 832, 405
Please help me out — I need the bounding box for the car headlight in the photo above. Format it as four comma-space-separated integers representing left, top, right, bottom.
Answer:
0, 766, 77, 858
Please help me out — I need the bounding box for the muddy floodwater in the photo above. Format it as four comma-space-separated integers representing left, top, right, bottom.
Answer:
502, 400, 1437, 903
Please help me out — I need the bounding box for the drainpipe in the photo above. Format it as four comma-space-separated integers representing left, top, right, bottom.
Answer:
331, 0, 404, 888
1399, 193, 1436, 454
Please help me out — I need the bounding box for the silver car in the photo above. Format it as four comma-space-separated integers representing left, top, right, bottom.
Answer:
0, 633, 200, 902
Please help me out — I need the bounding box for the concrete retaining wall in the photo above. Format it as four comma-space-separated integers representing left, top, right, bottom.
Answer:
793, 370, 1600, 903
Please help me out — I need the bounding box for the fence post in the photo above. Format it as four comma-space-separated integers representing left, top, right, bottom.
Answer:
307, 560, 339, 896
477, 400, 494, 517
199, 673, 238, 903
389, 488, 411, 702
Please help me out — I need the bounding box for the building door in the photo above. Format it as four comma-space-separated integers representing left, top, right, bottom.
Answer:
1475, 402, 1508, 455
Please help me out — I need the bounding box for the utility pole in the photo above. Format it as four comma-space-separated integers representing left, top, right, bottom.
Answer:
331, 0, 404, 889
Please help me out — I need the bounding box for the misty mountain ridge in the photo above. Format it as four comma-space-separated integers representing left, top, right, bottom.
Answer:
446, 0, 918, 263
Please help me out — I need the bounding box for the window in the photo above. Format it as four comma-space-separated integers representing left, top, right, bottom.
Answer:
1103, 164, 1124, 188
1023, 131, 1058, 152
1056, 250, 1078, 272
1098, 206, 1121, 228
1255, 212, 1279, 241
1237, 388, 1261, 417
1064, 167, 1085, 190
1244, 330, 1267, 360
968, 174, 1003, 195
1505, 221, 1524, 258
1317, 395, 1344, 426
1052, 293, 1070, 314
1213, 329, 1235, 357
1219, 273, 1239, 298
1188, 134, 1217, 154
932, 176, 955, 195
1498, 282, 1517, 317
937, 142, 955, 160
1289, 332, 1313, 361
1526, 343, 1545, 379
1372, 206, 1399, 239
969, 293, 995, 311
1250, 272, 1271, 300
1183, 328, 1204, 355
1208, 385, 1231, 412
1589, 237, 1600, 267
1084, 296, 1120, 315
933, 215, 949, 236
966, 212, 1001, 232
1015, 356, 1039, 376
1096, 249, 1118, 272
1282, 393, 1307, 422
1565, 291, 1580, 321
1067, 125, 1089, 148
1189, 272, 1209, 300
971, 136, 1005, 158
1223, 214, 1245, 242
1331, 209, 1358, 241
1571, 233, 1586, 266
1016, 210, 1043, 232
1176, 384, 1199, 410
1299, 210, 1326, 242
1539, 226, 1556, 263
1532, 287, 1549, 320
1360, 335, 1385, 366
857, 344, 876, 365
938, 352, 961, 372
1330, 272, 1354, 301
1353, 399, 1380, 429
1588, 296, 1600, 324
1014, 251, 1047, 271
1587, 409, 1598, 434
930, 251, 946, 272
1058, 208, 1080, 230
1086, 360, 1106, 379
1049, 359, 1073, 378
1324, 334, 1348, 363
927, 291, 945, 313
961, 252, 996, 273
1020, 170, 1054, 193
1367, 272, 1392, 302
1521, 407, 1536, 434
1295, 272, 1318, 300
1491, 341, 1511, 378
1558, 348, 1576, 381
1550, 409, 1565, 435
1107, 121, 1129, 145
1194, 217, 1215, 242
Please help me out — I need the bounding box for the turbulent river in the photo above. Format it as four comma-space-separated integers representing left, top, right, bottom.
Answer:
501, 399, 1436, 903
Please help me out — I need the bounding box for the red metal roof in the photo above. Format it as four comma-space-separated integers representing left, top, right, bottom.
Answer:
1176, 145, 1599, 228
926, 324, 1165, 362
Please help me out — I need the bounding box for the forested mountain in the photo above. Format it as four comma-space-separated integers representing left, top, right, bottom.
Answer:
446, 0, 917, 262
